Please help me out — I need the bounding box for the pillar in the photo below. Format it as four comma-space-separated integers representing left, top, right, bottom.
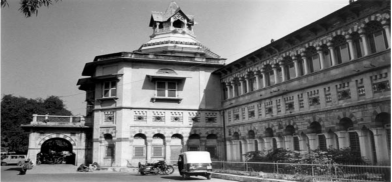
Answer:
284, 135, 294, 151
165, 138, 171, 164
305, 133, 318, 151
230, 81, 235, 98
301, 53, 309, 75
381, 22, 391, 48
226, 141, 232, 161
272, 65, 279, 84
345, 34, 357, 60
370, 128, 390, 164
260, 71, 267, 88
292, 56, 300, 78
146, 138, 152, 163
226, 84, 231, 99
327, 42, 337, 66
335, 131, 350, 149
254, 71, 260, 90
357, 130, 376, 164
279, 62, 286, 82
359, 29, 370, 56
316, 46, 326, 69
200, 136, 206, 151
240, 79, 246, 95
245, 76, 251, 93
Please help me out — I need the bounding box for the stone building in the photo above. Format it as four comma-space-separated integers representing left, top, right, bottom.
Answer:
214, 0, 390, 164
77, 2, 226, 167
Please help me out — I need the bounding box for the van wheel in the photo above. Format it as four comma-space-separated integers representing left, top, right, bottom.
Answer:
182, 173, 188, 179
1, 162, 7, 166
140, 172, 146, 175
206, 174, 212, 180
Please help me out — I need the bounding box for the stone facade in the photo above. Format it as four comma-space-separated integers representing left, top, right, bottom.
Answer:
215, 0, 391, 164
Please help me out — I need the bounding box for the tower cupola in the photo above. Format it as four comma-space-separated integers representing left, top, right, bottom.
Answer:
137, 2, 221, 59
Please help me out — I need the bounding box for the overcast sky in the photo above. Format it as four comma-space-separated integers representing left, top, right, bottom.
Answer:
2, 0, 349, 115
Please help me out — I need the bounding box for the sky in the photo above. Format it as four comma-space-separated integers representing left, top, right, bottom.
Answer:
1, 0, 349, 116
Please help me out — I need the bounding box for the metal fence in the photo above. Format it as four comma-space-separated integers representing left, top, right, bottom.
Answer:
211, 161, 391, 182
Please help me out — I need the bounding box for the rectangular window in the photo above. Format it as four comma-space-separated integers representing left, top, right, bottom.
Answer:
152, 146, 163, 157
269, 71, 275, 85
293, 137, 300, 151
349, 132, 361, 154
354, 39, 363, 58
340, 44, 350, 63
156, 81, 177, 98
103, 81, 117, 97
323, 50, 332, 68
311, 55, 321, 72
318, 135, 327, 151
134, 147, 145, 157
288, 64, 295, 80
374, 31, 387, 52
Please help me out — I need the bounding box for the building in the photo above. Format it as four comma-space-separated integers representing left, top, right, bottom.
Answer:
214, 0, 390, 164
23, 0, 390, 167
77, 2, 226, 167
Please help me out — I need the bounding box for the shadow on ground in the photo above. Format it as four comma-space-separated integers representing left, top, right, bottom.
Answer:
161, 176, 206, 181
5, 167, 21, 171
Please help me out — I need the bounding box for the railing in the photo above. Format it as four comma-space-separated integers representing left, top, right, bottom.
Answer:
31, 114, 85, 125
211, 161, 391, 182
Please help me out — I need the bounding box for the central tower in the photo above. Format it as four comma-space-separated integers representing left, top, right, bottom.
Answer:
138, 2, 220, 59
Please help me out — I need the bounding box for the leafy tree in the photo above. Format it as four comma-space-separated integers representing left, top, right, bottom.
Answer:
1, 0, 60, 17
1, 94, 72, 153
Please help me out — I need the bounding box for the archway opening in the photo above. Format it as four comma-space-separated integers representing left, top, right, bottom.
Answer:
309, 121, 322, 133
375, 112, 390, 127
339, 117, 354, 130
38, 138, 75, 165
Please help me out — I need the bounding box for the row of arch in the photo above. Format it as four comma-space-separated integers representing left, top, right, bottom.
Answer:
230, 113, 389, 140
223, 19, 390, 99
227, 112, 390, 164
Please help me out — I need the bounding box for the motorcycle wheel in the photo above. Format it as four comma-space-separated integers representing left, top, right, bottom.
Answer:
165, 166, 174, 175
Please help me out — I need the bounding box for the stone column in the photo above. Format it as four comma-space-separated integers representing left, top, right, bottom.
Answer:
263, 137, 273, 151
240, 79, 246, 95
317, 46, 326, 70
284, 135, 294, 151
359, 29, 370, 56
301, 53, 309, 75
226, 141, 232, 161
305, 133, 318, 151
272, 65, 279, 84
279, 61, 286, 82
146, 138, 152, 163
165, 138, 171, 163
345, 34, 357, 60
254, 71, 260, 90
260, 71, 267, 88
381, 22, 391, 48
226, 84, 231, 99
292, 56, 300, 78
230, 81, 235, 98
335, 131, 350, 149
370, 128, 390, 164
327, 42, 337, 66
356, 130, 376, 164
245, 76, 251, 93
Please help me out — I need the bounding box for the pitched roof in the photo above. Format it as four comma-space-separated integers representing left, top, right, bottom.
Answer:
149, 2, 194, 25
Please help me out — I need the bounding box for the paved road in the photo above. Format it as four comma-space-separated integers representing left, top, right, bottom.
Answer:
1, 165, 232, 182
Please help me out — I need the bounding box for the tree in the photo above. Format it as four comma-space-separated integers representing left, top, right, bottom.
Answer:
1, 0, 60, 17
1, 94, 72, 153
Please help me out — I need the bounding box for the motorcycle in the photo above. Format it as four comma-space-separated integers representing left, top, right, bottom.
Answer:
20, 160, 33, 175
138, 160, 175, 175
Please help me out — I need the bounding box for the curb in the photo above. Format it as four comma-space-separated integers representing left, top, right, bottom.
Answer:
211, 173, 296, 182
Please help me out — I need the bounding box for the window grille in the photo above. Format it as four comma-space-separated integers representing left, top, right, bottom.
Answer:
134, 147, 145, 157
318, 135, 327, 151
293, 137, 300, 151
152, 146, 163, 157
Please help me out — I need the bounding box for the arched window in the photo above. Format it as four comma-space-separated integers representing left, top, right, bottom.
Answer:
264, 64, 274, 86
332, 35, 350, 64
133, 133, 146, 157
351, 32, 364, 58
365, 21, 388, 53
104, 134, 114, 158
171, 134, 183, 160
152, 134, 165, 157
349, 132, 361, 155
305, 47, 321, 73
281, 57, 295, 80
320, 45, 332, 68
206, 134, 218, 159
173, 19, 184, 29
248, 72, 256, 92
188, 134, 200, 151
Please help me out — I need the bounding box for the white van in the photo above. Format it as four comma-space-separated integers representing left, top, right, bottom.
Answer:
1, 155, 27, 166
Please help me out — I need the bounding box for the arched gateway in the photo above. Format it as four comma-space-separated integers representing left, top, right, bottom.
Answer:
21, 114, 91, 166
